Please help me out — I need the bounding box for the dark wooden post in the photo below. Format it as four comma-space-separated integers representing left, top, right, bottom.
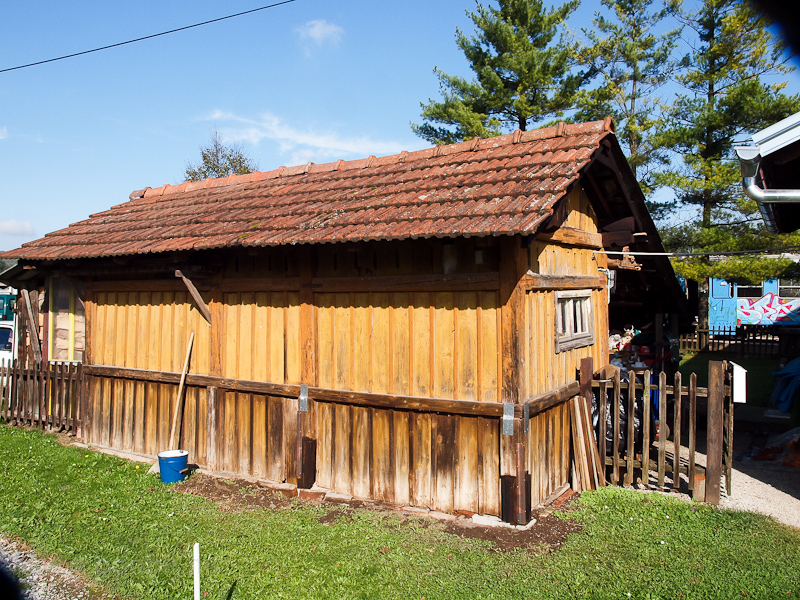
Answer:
297, 245, 317, 488
580, 358, 593, 411
499, 236, 528, 523
706, 361, 724, 505
724, 363, 734, 497
654, 311, 663, 369
79, 282, 94, 442
206, 386, 218, 471
207, 273, 223, 472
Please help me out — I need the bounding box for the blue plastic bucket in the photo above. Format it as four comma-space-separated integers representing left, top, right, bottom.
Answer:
158, 450, 189, 484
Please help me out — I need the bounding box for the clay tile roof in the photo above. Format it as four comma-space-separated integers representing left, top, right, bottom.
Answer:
3, 119, 615, 261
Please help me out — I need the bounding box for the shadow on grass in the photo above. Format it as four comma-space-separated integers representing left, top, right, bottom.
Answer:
225, 581, 237, 600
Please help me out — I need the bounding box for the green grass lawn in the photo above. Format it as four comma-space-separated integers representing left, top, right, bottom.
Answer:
679, 350, 779, 406
2, 424, 800, 599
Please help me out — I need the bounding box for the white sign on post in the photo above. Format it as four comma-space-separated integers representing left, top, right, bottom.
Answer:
730, 362, 747, 404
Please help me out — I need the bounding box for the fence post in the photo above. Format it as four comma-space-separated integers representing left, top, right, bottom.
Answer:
724, 363, 734, 497
78, 364, 88, 441
706, 361, 725, 505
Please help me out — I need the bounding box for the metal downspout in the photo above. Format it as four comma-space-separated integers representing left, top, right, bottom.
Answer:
735, 146, 800, 233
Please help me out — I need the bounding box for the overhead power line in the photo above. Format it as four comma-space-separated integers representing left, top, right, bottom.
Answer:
0, 0, 297, 74
599, 246, 800, 257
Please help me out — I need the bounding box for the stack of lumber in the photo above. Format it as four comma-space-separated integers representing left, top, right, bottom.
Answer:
571, 361, 605, 492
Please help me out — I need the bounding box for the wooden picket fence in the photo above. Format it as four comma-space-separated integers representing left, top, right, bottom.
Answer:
0, 358, 83, 432
587, 361, 732, 504
679, 325, 779, 356
2, 354, 734, 506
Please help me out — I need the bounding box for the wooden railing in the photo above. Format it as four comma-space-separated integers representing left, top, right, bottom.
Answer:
679, 325, 780, 356
1, 359, 83, 432
587, 361, 733, 504
77, 364, 583, 521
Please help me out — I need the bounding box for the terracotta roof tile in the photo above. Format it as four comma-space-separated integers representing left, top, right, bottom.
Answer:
3, 120, 615, 260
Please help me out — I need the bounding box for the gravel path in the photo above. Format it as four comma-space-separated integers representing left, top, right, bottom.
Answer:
0, 537, 110, 600
719, 429, 800, 529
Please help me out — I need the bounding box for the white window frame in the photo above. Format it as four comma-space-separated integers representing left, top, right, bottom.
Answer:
555, 290, 594, 353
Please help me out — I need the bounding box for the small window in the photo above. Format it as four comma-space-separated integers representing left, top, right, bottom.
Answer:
711, 279, 732, 299
779, 278, 800, 298
737, 283, 763, 299
555, 290, 594, 352
0, 327, 11, 349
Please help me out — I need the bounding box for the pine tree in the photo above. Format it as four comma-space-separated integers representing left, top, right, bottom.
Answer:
654, 0, 800, 329
185, 130, 257, 182
412, 0, 583, 145
574, 0, 680, 195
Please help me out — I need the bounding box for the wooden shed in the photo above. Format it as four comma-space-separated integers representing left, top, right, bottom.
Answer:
1, 118, 686, 522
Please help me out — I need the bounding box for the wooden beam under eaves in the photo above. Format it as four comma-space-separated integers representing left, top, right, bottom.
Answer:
519, 273, 607, 291
176, 270, 212, 324
607, 257, 641, 271
536, 226, 603, 249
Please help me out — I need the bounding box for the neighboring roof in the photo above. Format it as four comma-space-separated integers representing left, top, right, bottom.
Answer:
3, 119, 616, 261
736, 111, 800, 233
752, 111, 800, 157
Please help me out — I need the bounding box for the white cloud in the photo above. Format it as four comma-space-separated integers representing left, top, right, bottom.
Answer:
207, 110, 410, 167
0, 220, 35, 236
295, 19, 344, 52
0, 127, 7, 140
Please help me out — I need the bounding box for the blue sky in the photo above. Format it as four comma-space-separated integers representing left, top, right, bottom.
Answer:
1, 0, 799, 252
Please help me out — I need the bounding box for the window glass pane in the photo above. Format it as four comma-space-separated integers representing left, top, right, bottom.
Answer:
573, 300, 583, 334
556, 300, 564, 335
580, 299, 589, 333
0, 327, 11, 347
779, 279, 800, 297
557, 299, 568, 336
555, 291, 593, 351
737, 285, 762, 299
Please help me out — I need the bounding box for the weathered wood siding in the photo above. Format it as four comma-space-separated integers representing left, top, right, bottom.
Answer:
523, 288, 608, 397
314, 291, 499, 402
526, 401, 571, 507
82, 188, 608, 518
218, 291, 301, 481
524, 188, 609, 397
313, 290, 501, 511
518, 188, 606, 506
86, 289, 211, 466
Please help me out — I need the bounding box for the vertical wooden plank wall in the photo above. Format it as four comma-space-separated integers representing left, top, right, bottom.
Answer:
87, 289, 211, 461
523, 187, 608, 506
219, 290, 301, 480
313, 290, 501, 515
